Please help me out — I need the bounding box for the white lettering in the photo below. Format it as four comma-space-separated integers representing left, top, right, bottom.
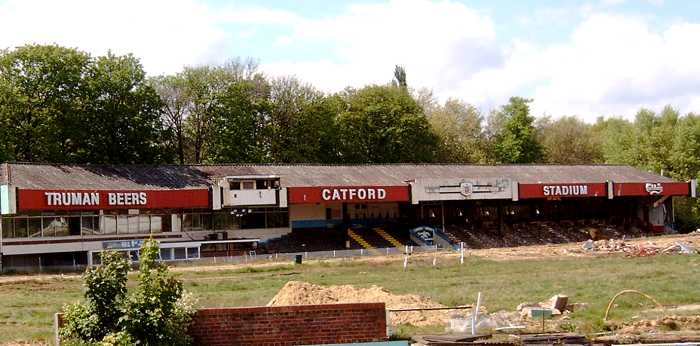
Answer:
349, 189, 357, 200
332, 190, 341, 200
357, 189, 367, 200
378, 188, 386, 200
322, 189, 331, 200
108, 193, 116, 205
70, 193, 82, 205
542, 185, 590, 196
139, 192, 147, 205
367, 189, 376, 200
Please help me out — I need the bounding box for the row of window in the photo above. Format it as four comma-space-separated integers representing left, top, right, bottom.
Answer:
89, 247, 200, 265
182, 209, 289, 231
1, 209, 291, 239
1, 215, 166, 239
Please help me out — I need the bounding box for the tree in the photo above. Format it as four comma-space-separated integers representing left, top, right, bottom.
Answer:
61, 239, 196, 345
78, 53, 171, 164
0, 44, 89, 162
427, 98, 487, 163
491, 97, 543, 163
182, 59, 259, 163
206, 77, 270, 163
337, 85, 438, 163
537, 116, 603, 164
151, 75, 189, 164
266, 77, 343, 163
61, 251, 129, 342
0, 44, 172, 164
392, 65, 407, 89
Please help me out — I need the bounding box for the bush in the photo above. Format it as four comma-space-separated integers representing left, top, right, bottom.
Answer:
60, 238, 196, 345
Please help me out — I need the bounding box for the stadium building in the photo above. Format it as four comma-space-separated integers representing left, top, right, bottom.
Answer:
0, 162, 695, 271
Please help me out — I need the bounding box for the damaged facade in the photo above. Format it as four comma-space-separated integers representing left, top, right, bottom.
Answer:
0, 162, 695, 271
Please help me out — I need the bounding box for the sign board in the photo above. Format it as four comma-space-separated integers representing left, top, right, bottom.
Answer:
287, 186, 410, 204
613, 182, 690, 197
411, 178, 513, 204
103, 240, 143, 250
518, 183, 607, 199
17, 188, 210, 211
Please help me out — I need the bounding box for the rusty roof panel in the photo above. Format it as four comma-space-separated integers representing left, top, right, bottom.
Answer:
2, 163, 675, 190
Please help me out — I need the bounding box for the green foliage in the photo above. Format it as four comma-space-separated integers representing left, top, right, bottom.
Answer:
61, 240, 195, 346
337, 85, 439, 163
537, 116, 603, 164
0, 45, 172, 164
60, 251, 129, 342
121, 239, 191, 345
206, 77, 271, 163
0, 44, 89, 162
492, 97, 543, 163
426, 98, 487, 163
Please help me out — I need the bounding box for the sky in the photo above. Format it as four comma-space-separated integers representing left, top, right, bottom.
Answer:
0, 0, 699, 121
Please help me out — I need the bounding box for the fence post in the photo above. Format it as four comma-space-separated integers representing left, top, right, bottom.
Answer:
403, 255, 408, 271
460, 242, 465, 265
333, 250, 336, 257
360, 248, 364, 256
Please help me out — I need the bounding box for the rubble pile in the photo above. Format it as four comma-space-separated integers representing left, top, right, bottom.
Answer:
612, 315, 700, 335
446, 220, 645, 249
267, 281, 470, 326
582, 239, 697, 257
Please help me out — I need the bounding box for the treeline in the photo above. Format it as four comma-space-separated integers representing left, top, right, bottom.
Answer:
1, 45, 699, 188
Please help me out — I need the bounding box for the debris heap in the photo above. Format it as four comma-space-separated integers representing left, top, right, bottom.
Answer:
268, 281, 467, 326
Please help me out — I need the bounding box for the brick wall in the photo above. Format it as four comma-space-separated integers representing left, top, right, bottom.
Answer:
187, 303, 387, 346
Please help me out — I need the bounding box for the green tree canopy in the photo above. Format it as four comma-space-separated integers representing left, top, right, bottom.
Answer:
537, 116, 603, 164
427, 98, 487, 163
337, 85, 438, 163
492, 97, 543, 163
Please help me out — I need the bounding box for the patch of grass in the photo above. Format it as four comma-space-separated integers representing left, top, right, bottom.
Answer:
1, 253, 699, 344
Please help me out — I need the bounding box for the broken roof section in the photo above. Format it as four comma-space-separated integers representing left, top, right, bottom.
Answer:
0, 162, 676, 190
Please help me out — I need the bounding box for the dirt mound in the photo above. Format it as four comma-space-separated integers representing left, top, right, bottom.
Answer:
267, 281, 465, 326
612, 315, 700, 337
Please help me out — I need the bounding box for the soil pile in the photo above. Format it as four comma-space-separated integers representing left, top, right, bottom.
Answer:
267, 281, 466, 326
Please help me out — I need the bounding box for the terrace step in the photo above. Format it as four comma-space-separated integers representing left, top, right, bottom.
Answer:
374, 228, 403, 248
347, 229, 381, 255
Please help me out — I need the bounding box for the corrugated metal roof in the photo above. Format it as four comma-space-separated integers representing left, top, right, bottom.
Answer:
1, 163, 212, 190
0, 162, 673, 190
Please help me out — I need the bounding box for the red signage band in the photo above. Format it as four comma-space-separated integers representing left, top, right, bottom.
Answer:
519, 183, 607, 199
613, 182, 690, 197
17, 189, 211, 211
287, 186, 410, 204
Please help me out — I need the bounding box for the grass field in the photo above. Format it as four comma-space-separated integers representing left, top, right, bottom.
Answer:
1, 252, 699, 344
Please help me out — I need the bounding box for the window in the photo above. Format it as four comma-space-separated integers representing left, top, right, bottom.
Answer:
229, 181, 241, 190
28, 218, 42, 238
256, 180, 268, 189
187, 247, 199, 259
1, 218, 12, 238
160, 248, 173, 261
81, 216, 100, 235
241, 181, 255, 190
150, 216, 162, 233
100, 215, 117, 235
174, 248, 186, 260
115, 216, 127, 234
13, 218, 28, 238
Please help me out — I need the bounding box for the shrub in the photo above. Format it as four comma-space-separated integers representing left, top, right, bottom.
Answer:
61, 238, 196, 345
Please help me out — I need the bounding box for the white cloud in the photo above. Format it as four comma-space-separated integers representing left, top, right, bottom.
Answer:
262, 0, 501, 96
449, 14, 700, 120
0, 0, 247, 75
1, 0, 696, 120
261, 1, 700, 121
